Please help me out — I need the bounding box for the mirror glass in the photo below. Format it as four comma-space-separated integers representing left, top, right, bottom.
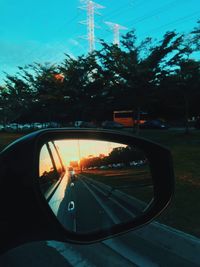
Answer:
39, 139, 153, 233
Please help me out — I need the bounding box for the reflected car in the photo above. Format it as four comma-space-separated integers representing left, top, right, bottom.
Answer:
99, 165, 108, 169
68, 167, 76, 181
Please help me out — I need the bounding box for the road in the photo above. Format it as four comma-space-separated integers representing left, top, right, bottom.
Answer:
48, 172, 149, 234
0, 173, 199, 267
0, 227, 199, 267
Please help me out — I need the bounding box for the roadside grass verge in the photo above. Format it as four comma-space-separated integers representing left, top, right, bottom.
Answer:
139, 129, 200, 237
0, 132, 24, 151
82, 169, 153, 204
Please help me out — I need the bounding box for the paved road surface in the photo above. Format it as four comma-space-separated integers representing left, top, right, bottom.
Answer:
0, 231, 198, 267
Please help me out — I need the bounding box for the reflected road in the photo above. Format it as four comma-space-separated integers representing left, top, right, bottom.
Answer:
48, 172, 148, 233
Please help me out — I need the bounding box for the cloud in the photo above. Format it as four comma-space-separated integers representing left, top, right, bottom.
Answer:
69, 38, 80, 46
0, 40, 75, 83
68, 38, 86, 52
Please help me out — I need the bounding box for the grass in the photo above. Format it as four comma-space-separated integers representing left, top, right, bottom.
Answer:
1, 129, 200, 237
0, 132, 24, 151
82, 168, 153, 205
139, 129, 200, 237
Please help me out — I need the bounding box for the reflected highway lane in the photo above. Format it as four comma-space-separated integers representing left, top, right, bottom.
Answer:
48, 173, 145, 234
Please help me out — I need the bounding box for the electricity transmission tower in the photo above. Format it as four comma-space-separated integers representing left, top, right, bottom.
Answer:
105, 22, 127, 46
79, 0, 105, 53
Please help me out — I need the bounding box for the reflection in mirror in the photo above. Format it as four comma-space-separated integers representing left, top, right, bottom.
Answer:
39, 139, 153, 234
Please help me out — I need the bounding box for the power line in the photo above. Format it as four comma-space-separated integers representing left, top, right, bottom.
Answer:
100, 0, 184, 43
102, 0, 146, 20
139, 10, 200, 38
125, 0, 180, 26
98, 0, 146, 34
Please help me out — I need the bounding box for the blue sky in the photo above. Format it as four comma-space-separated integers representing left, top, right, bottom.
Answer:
0, 0, 200, 84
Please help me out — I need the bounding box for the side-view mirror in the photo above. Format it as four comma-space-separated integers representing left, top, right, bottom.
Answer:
0, 128, 174, 253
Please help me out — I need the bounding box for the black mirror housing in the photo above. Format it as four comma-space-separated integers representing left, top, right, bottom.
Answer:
0, 128, 174, 253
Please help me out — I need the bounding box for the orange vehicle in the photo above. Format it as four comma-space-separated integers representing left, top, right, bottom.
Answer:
113, 110, 148, 127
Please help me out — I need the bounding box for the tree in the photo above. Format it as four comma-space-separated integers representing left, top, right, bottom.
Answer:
3, 73, 33, 123
190, 20, 200, 52
59, 54, 107, 122
174, 59, 200, 133
97, 31, 184, 133
16, 63, 68, 122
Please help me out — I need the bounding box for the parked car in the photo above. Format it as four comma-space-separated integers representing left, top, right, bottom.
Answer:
194, 118, 200, 129
33, 122, 43, 130
4, 123, 21, 132
140, 119, 169, 129
79, 121, 97, 128
102, 121, 124, 129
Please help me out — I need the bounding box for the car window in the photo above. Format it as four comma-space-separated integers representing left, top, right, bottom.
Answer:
47, 142, 65, 176
39, 143, 60, 194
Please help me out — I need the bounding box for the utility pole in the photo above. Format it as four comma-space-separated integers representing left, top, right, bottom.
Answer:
79, 0, 105, 53
105, 22, 127, 46
77, 139, 82, 172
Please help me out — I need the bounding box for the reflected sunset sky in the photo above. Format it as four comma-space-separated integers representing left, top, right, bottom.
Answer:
55, 139, 126, 166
